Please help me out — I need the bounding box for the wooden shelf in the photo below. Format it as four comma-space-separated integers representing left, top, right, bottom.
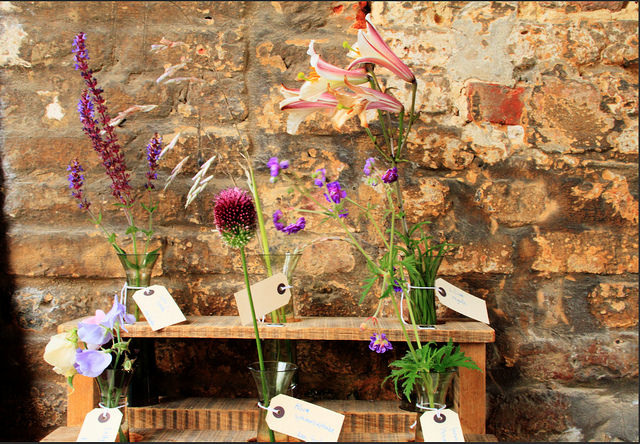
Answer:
58, 316, 495, 343
128, 398, 415, 433
41, 426, 498, 442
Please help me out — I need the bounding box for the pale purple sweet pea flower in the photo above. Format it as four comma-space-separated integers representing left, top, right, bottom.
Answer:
382, 167, 398, 184
369, 333, 393, 353
101, 295, 136, 332
77, 322, 112, 349
74, 348, 112, 377
267, 157, 289, 183
324, 181, 346, 204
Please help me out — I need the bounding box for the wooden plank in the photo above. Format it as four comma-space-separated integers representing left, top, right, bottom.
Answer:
66, 374, 98, 427
129, 398, 415, 433
40, 426, 498, 442
457, 343, 486, 435
59, 316, 495, 343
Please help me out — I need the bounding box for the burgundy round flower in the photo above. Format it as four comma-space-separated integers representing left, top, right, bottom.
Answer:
212, 187, 257, 248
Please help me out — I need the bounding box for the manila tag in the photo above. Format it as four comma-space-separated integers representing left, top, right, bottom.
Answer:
265, 394, 344, 442
419, 408, 464, 442
76, 408, 123, 442
435, 278, 490, 324
234, 273, 291, 326
132, 285, 187, 331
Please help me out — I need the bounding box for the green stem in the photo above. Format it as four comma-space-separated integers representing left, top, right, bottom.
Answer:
240, 247, 275, 443
343, 197, 390, 250
396, 81, 418, 160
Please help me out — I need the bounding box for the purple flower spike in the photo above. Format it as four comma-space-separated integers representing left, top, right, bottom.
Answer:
267, 157, 290, 183
273, 209, 306, 234
369, 333, 393, 353
213, 187, 257, 248
364, 158, 376, 176
67, 159, 91, 209
145, 133, 163, 190
382, 167, 398, 184
324, 181, 346, 204
312, 168, 326, 187
74, 348, 112, 377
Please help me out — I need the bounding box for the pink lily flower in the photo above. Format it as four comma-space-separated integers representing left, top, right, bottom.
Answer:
329, 79, 403, 129
346, 14, 415, 83
279, 84, 339, 134
299, 40, 369, 102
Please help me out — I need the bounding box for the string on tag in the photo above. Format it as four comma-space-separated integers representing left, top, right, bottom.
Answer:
257, 401, 279, 414
415, 402, 446, 420
119, 282, 147, 307
98, 403, 126, 410
399, 286, 439, 330
409, 420, 417, 429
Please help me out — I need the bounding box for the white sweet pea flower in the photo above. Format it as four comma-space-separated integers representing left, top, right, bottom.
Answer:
43, 332, 77, 378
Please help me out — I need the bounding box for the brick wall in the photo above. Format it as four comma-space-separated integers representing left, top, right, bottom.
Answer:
0, 1, 637, 441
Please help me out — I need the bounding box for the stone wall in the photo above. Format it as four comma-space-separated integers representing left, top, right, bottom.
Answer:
0, 1, 637, 441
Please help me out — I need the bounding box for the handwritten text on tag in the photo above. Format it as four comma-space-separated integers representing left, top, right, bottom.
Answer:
419, 408, 464, 442
266, 394, 344, 442
132, 285, 186, 331
76, 408, 123, 442
234, 273, 291, 326
435, 278, 490, 324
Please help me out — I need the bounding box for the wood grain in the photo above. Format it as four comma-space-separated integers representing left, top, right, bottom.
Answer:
58, 316, 495, 343
40, 426, 498, 442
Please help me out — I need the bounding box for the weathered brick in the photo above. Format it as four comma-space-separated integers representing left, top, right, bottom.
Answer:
533, 229, 638, 274
588, 282, 639, 328
467, 82, 526, 126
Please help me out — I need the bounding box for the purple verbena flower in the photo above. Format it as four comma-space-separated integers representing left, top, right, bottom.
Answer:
324, 181, 346, 204
267, 157, 290, 183
67, 159, 91, 209
145, 133, 163, 190
273, 209, 306, 234
364, 157, 376, 176
382, 167, 398, 184
213, 187, 257, 249
369, 332, 393, 353
73, 33, 132, 206
74, 348, 112, 377
312, 168, 326, 187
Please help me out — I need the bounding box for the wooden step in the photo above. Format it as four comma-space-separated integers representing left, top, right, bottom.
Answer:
129, 398, 416, 433
41, 426, 498, 442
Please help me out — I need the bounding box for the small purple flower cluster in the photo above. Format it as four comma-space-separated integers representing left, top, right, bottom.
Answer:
324, 181, 348, 218
213, 187, 257, 248
382, 166, 398, 184
145, 133, 163, 190
67, 159, 91, 210
369, 332, 393, 353
312, 168, 326, 187
273, 209, 306, 234
73, 32, 132, 206
267, 157, 289, 183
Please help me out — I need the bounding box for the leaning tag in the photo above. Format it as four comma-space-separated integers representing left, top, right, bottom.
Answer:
234, 273, 291, 326
435, 278, 490, 324
419, 408, 464, 442
76, 407, 123, 442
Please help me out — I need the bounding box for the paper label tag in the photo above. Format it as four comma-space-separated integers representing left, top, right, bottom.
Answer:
234, 273, 291, 326
265, 394, 344, 442
76, 408, 123, 442
435, 278, 490, 324
419, 408, 464, 442
132, 285, 187, 331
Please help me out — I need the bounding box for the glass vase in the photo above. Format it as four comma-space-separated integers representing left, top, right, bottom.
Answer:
402, 370, 456, 442
259, 252, 303, 323
95, 368, 135, 443
116, 250, 160, 322
249, 361, 298, 442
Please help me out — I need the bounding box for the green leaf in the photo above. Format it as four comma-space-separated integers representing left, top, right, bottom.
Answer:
125, 225, 139, 235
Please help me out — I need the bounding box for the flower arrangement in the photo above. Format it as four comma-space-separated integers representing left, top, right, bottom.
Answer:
276, 14, 479, 405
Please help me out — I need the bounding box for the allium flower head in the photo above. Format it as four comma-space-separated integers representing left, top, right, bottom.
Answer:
213, 187, 257, 249
369, 332, 393, 353
382, 167, 398, 184
273, 209, 306, 234
145, 133, 163, 190
267, 157, 289, 183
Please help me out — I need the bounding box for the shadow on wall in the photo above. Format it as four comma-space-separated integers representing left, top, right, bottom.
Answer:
0, 126, 33, 440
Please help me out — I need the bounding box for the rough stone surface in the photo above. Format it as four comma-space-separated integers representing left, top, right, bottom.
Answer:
0, 1, 637, 441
